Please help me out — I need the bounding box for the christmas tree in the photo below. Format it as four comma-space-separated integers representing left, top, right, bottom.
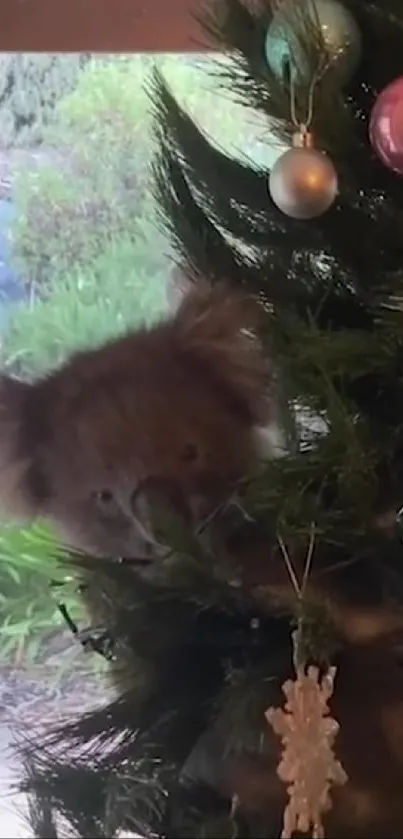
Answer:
16, 1, 403, 837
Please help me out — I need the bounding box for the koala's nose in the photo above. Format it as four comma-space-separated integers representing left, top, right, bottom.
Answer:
109, 482, 153, 548
130, 482, 149, 520
131, 476, 191, 544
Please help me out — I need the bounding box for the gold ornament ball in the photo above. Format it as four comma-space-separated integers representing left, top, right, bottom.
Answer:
268, 147, 338, 220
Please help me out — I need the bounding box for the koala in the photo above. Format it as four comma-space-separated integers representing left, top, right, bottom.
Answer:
0, 283, 275, 559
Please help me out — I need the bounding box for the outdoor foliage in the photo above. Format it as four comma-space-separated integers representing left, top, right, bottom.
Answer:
9, 55, 274, 292
3, 233, 169, 380
0, 54, 90, 148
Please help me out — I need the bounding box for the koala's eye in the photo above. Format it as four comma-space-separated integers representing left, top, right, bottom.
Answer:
94, 489, 115, 506
182, 443, 199, 463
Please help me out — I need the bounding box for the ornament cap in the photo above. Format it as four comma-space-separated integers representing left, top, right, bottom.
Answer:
292, 128, 315, 149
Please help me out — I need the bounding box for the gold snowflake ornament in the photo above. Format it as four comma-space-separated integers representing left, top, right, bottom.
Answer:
265, 665, 347, 839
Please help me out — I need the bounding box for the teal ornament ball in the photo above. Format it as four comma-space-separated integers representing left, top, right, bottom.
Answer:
264, 0, 362, 88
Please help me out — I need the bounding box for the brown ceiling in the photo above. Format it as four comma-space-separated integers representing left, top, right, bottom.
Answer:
0, 0, 214, 51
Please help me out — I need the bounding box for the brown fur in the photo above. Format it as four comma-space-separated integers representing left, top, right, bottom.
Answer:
0, 283, 272, 557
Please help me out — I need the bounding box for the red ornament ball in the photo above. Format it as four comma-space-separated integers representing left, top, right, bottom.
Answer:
370, 76, 403, 175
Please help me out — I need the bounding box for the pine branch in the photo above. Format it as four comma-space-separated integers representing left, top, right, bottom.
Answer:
151, 135, 268, 294
19, 757, 107, 838
150, 67, 403, 334
150, 69, 308, 249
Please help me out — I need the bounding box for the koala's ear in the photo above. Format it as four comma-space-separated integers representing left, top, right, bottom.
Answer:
0, 374, 49, 521
173, 282, 271, 425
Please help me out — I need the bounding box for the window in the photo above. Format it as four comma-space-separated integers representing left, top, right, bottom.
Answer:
0, 53, 280, 836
